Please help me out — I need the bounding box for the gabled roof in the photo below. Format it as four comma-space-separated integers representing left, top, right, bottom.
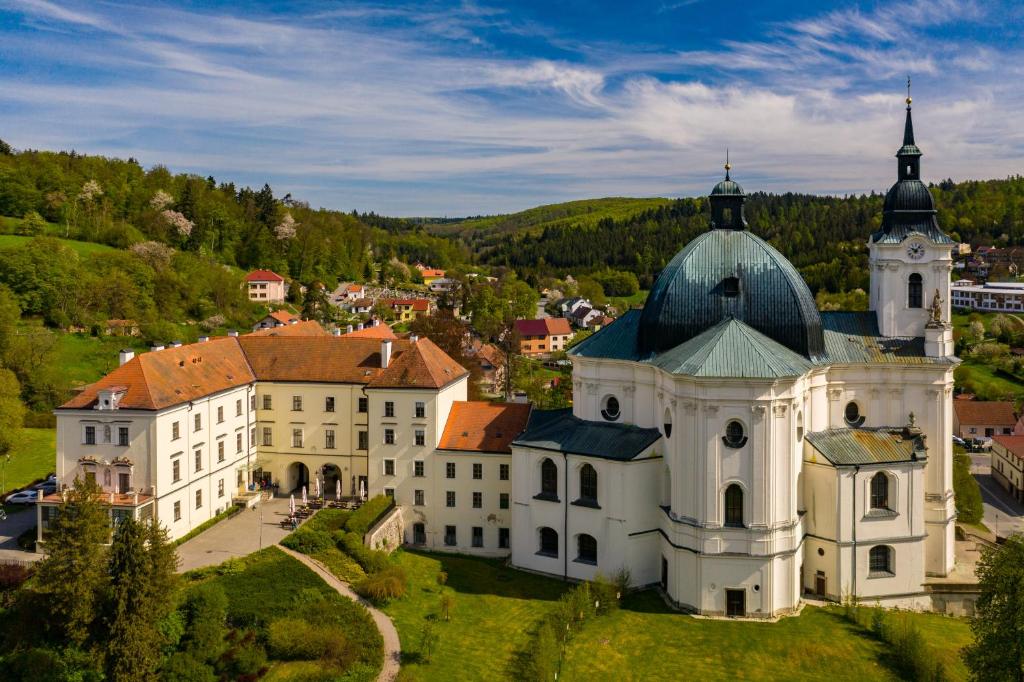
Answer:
512, 409, 661, 460
650, 317, 815, 379
384, 298, 430, 312
438, 401, 531, 453
266, 310, 298, 324
420, 268, 445, 278
368, 337, 468, 389
346, 283, 364, 292
61, 337, 256, 410
514, 318, 572, 337
954, 400, 1016, 426
247, 320, 327, 337
806, 427, 927, 466
344, 324, 397, 339
245, 269, 284, 282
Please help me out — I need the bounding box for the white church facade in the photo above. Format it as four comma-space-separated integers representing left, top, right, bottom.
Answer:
509, 97, 957, 617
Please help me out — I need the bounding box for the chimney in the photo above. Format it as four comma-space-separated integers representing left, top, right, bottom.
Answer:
290, 319, 298, 325
170, 340, 182, 348
381, 339, 392, 369
346, 325, 353, 334
410, 334, 418, 343
331, 327, 341, 337
227, 330, 239, 337
150, 343, 165, 352
357, 323, 364, 331
198, 336, 209, 343
119, 349, 135, 366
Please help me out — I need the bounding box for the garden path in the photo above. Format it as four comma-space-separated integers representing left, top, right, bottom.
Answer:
277, 545, 401, 682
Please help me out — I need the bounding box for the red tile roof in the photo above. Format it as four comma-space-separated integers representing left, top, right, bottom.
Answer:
245, 269, 284, 282
420, 269, 445, 278
954, 400, 1017, 427
368, 337, 467, 389
61, 337, 256, 411
344, 324, 397, 339
514, 318, 572, 337
993, 435, 1024, 460
438, 401, 531, 453
384, 298, 430, 312
266, 310, 298, 324
346, 284, 364, 292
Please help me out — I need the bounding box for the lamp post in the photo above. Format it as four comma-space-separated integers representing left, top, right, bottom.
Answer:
2, 454, 9, 496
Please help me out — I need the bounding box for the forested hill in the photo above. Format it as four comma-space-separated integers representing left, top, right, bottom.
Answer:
429, 176, 1024, 292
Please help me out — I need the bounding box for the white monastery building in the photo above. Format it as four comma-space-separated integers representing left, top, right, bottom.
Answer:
950, 279, 1024, 312
45, 97, 958, 618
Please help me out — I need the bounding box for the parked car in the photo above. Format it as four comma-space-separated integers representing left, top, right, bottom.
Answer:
3, 490, 40, 505
31, 481, 57, 495
952, 435, 966, 447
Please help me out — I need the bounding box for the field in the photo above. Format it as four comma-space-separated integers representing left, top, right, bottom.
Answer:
2, 428, 55, 498
382, 551, 973, 681
52, 328, 150, 388
0, 233, 117, 258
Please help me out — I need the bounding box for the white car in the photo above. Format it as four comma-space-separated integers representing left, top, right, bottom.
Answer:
3, 490, 40, 505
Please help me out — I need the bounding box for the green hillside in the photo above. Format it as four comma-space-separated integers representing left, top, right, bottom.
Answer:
429, 197, 671, 243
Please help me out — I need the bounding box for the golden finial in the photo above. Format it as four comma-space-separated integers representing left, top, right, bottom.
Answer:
724, 148, 731, 178
905, 76, 912, 106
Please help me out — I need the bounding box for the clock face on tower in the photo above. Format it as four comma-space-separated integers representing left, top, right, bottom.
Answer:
906, 241, 925, 260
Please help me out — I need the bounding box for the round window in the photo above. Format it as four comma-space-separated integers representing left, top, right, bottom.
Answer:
724, 420, 745, 448
844, 401, 864, 427
601, 395, 620, 421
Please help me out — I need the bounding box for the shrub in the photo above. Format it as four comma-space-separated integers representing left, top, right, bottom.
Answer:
339, 531, 391, 573
590, 573, 620, 614
439, 592, 454, 621
436, 571, 448, 587
281, 527, 334, 555
345, 495, 393, 536
356, 566, 407, 604
308, 508, 351, 533
0, 563, 34, 591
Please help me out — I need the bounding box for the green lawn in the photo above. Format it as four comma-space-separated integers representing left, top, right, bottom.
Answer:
954, 360, 1024, 401
2, 428, 54, 496
382, 552, 973, 681
608, 289, 649, 312
0, 233, 117, 257
52, 329, 150, 388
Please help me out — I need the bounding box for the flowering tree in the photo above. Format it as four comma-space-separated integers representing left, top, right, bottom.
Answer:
149, 190, 173, 210
78, 179, 103, 202
129, 241, 175, 269
274, 213, 298, 240
161, 209, 193, 238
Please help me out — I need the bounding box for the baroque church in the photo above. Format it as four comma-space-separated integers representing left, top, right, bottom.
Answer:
509, 94, 957, 617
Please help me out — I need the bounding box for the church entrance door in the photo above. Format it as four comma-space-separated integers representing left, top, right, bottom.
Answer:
726, 589, 745, 617
815, 571, 827, 597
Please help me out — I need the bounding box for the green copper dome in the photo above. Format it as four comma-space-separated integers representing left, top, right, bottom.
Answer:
710, 178, 744, 196
637, 229, 826, 359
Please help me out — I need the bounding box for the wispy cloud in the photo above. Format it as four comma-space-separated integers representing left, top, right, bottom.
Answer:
0, 0, 1016, 215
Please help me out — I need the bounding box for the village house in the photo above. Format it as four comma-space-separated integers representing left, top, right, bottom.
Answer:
990, 435, 1024, 503
953, 400, 1017, 441
383, 298, 432, 322
244, 270, 287, 303
415, 264, 446, 285
514, 318, 573, 356
253, 309, 300, 330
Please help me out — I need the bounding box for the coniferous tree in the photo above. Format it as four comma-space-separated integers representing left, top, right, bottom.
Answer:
32, 477, 109, 647
963, 535, 1024, 682
105, 517, 163, 682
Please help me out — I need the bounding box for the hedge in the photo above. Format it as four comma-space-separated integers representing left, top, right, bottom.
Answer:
345, 495, 394, 536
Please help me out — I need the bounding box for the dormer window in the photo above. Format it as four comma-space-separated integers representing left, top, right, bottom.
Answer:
722, 277, 740, 298
95, 386, 127, 411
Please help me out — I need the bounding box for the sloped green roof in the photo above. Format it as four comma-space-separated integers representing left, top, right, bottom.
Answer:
820, 312, 955, 365
650, 317, 814, 378
512, 408, 661, 460
805, 427, 927, 466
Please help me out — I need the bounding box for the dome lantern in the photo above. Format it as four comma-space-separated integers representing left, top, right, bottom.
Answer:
708, 151, 747, 230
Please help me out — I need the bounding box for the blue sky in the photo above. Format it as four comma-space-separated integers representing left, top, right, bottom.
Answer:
0, 0, 1021, 216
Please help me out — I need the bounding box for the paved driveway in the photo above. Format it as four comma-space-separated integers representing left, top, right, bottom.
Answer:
0, 506, 43, 564
176, 497, 294, 573
969, 453, 1024, 538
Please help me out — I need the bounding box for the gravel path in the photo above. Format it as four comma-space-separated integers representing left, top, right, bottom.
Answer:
277, 545, 402, 682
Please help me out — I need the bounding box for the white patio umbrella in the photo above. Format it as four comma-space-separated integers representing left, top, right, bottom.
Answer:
359, 479, 366, 500
302, 485, 307, 506
336, 479, 342, 501
313, 476, 320, 500
289, 494, 295, 515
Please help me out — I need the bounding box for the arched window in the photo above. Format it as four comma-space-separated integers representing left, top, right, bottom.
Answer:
601, 395, 620, 421
908, 273, 923, 309
796, 411, 804, 442
579, 464, 598, 505
538, 527, 558, 557
844, 401, 865, 427
723, 420, 746, 448
577, 534, 597, 564
539, 458, 558, 499
869, 545, 893, 574
870, 472, 889, 510
724, 484, 744, 527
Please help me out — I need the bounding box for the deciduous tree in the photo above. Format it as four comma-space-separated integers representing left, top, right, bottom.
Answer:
963, 535, 1024, 682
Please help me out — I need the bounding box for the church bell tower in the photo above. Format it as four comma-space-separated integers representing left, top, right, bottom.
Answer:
868, 83, 953, 355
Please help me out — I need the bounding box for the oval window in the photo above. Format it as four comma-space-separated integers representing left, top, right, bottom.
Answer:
723, 420, 745, 448
601, 395, 620, 422
663, 407, 673, 438
844, 402, 864, 427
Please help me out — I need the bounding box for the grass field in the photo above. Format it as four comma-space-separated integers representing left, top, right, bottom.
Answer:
52, 329, 150, 388
0, 233, 117, 257
608, 289, 649, 312
382, 551, 973, 681
2, 428, 54, 497
954, 360, 1024, 401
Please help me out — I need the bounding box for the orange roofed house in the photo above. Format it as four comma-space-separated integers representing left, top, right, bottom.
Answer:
245, 270, 286, 303
953, 400, 1016, 441
43, 331, 470, 544
383, 298, 432, 322
514, 318, 573, 356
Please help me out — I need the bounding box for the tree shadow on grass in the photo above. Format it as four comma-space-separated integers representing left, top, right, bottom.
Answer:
620, 589, 676, 614
404, 549, 568, 602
